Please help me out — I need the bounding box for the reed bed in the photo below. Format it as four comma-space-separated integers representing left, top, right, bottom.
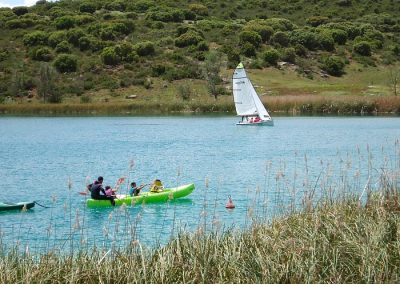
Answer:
1, 142, 399, 283
0, 95, 400, 115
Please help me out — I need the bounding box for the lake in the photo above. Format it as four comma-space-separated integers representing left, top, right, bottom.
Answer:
0, 116, 399, 253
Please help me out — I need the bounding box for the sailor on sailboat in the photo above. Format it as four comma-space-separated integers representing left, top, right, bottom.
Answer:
232, 63, 274, 126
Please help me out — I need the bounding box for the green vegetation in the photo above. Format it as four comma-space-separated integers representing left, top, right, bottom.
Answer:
0, 0, 400, 113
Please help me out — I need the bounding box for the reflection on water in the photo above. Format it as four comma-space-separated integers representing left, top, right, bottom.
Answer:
0, 116, 399, 252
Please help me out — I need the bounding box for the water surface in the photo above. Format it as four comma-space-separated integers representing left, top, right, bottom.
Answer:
0, 116, 399, 252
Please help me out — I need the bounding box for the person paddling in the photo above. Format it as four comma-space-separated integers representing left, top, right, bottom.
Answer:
129, 182, 146, 196
90, 176, 115, 206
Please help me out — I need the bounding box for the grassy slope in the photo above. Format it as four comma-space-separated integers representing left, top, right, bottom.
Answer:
0, 0, 400, 114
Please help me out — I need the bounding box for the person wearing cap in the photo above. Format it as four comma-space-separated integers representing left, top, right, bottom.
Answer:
90, 176, 115, 206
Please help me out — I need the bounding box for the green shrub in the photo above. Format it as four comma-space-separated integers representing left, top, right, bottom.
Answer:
290, 29, 319, 50
80, 95, 92, 103
281, 47, 296, 63
30, 47, 53, 61
54, 54, 78, 73
105, 1, 126, 12
244, 22, 274, 42
175, 31, 203, 48
263, 48, 280, 66
178, 84, 192, 100
23, 31, 48, 46
306, 16, 329, 27
330, 29, 347, 45
317, 32, 335, 51
265, 18, 294, 32
12, 6, 28, 16
48, 31, 67, 47
78, 36, 92, 51
101, 47, 120, 66
134, 41, 155, 56
67, 28, 85, 46
239, 30, 262, 48
353, 41, 372, 56
241, 42, 256, 57
6, 18, 34, 29
55, 16, 75, 30
197, 41, 209, 51
74, 15, 96, 25
188, 4, 208, 16
79, 2, 96, 14
100, 26, 117, 40
129, 0, 154, 13
55, 41, 71, 53
322, 56, 345, 76
271, 31, 289, 47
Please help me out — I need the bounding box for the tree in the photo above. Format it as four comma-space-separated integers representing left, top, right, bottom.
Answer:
54, 54, 77, 73
203, 51, 223, 99
38, 63, 57, 103
389, 68, 399, 96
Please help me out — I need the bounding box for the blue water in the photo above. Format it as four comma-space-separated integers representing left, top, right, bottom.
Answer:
0, 116, 399, 253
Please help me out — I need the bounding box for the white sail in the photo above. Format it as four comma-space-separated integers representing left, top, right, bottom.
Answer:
232, 63, 273, 124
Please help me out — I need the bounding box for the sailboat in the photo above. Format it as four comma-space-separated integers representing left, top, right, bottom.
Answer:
232, 63, 274, 126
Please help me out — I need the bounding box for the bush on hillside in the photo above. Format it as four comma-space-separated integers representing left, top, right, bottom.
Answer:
322, 56, 345, 76
175, 31, 203, 48
67, 28, 85, 46
265, 18, 295, 32
79, 2, 96, 14
281, 47, 296, 63
55, 41, 71, 53
105, 1, 126, 12
5, 18, 34, 29
134, 41, 155, 56
12, 6, 28, 16
78, 36, 92, 51
290, 29, 319, 50
317, 32, 335, 51
263, 48, 280, 66
239, 30, 262, 48
306, 16, 329, 27
128, 0, 154, 13
48, 31, 67, 47
55, 16, 75, 29
330, 29, 347, 45
23, 31, 48, 46
245, 24, 274, 42
101, 47, 120, 66
54, 54, 78, 73
353, 41, 372, 56
30, 47, 53, 61
271, 31, 289, 47
241, 42, 256, 57
188, 4, 208, 16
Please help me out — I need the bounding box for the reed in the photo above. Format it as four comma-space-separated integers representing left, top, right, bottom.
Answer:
0, 95, 399, 115
0, 143, 399, 283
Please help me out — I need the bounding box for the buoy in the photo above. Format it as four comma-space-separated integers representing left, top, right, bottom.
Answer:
225, 196, 235, 209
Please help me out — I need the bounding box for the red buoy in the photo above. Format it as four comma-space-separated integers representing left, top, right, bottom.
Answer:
225, 196, 235, 209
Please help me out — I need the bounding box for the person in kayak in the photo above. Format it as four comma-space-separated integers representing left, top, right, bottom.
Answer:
90, 176, 115, 206
129, 182, 146, 196
150, 179, 164, 193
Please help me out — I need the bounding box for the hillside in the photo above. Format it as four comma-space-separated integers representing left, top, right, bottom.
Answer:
0, 0, 399, 111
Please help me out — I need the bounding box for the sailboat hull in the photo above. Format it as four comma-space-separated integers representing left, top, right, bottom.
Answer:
236, 119, 274, 126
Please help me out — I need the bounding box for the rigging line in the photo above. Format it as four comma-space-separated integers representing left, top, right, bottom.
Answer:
34, 201, 55, 208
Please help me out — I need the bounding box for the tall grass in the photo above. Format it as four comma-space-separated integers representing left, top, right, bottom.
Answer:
0, 95, 399, 115
0, 142, 399, 283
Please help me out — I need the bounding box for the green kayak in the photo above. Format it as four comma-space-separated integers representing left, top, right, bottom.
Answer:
0, 201, 35, 211
86, 183, 195, 208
